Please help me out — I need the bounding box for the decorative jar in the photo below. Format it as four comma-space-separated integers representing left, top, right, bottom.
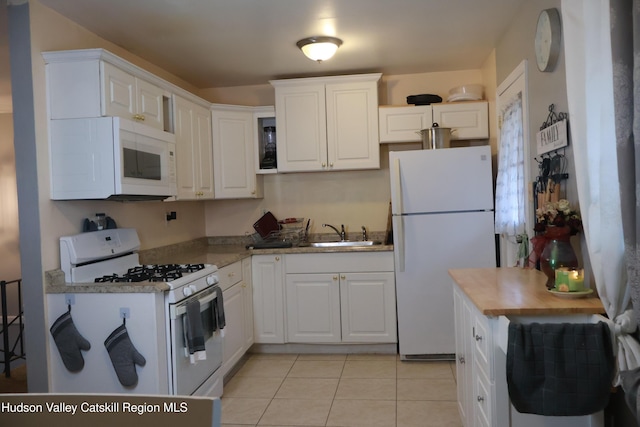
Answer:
539, 226, 578, 289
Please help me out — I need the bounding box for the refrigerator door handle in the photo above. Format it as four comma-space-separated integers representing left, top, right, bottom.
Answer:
391, 157, 403, 215
394, 216, 405, 272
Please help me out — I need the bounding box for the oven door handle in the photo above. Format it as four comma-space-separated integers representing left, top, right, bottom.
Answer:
170, 288, 218, 319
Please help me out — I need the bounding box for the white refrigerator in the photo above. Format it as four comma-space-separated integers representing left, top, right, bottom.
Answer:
390, 146, 496, 359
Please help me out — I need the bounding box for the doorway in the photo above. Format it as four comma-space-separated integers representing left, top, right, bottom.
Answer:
496, 61, 532, 267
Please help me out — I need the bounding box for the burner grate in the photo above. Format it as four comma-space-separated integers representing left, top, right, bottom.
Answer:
94, 264, 207, 283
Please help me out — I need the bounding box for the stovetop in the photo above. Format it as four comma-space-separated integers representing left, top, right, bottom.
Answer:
94, 264, 207, 283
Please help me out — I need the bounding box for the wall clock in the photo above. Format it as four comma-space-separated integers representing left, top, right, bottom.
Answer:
534, 8, 562, 72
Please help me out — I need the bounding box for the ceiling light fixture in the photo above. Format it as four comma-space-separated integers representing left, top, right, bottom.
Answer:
296, 36, 343, 62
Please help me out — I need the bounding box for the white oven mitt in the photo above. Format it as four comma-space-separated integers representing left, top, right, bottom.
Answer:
104, 324, 146, 387
50, 311, 91, 372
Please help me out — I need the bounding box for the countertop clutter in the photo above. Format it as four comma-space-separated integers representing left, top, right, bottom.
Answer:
449, 267, 604, 316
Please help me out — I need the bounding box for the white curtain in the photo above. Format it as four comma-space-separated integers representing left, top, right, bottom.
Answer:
562, 0, 640, 384
494, 94, 525, 236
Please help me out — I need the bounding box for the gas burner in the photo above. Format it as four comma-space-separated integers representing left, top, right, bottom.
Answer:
94, 264, 207, 283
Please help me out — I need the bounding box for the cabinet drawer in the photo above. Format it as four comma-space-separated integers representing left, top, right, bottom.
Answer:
473, 312, 493, 380
218, 261, 243, 291
474, 361, 492, 427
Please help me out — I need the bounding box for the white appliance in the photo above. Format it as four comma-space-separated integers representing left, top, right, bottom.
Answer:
390, 146, 496, 359
49, 117, 177, 200
48, 228, 223, 397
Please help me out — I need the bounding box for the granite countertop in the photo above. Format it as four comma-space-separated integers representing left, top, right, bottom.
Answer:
449, 267, 605, 316
46, 238, 393, 294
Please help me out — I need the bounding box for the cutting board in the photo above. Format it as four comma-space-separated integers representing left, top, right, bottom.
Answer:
253, 211, 280, 239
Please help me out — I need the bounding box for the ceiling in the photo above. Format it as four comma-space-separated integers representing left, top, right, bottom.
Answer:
1, 0, 526, 111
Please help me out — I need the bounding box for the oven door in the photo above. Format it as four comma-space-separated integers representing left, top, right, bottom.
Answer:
169, 286, 223, 396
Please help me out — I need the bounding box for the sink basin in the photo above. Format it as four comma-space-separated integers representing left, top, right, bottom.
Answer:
309, 241, 382, 248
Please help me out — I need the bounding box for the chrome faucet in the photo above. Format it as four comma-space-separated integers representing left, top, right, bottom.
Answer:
323, 223, 346, 241
361, 226, 368, 241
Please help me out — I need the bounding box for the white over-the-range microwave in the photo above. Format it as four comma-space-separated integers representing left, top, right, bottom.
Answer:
49, 116, 177, 200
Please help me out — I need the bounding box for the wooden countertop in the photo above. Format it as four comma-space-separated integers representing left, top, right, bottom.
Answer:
449, 267, 605, 316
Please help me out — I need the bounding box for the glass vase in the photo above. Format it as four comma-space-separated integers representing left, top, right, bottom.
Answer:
539, 226, 578, 289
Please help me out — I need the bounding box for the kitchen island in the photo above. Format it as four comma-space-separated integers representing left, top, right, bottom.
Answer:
450, 267, 606, 427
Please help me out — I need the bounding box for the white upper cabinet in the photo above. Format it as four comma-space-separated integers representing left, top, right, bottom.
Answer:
378, 105, 432, 143
379, 101, 489, 143
211, 105, 263, 199
432, 102, 489, 140
271, 74, 381, 172
43, 49, 172, 132
174, 95, 214, 200
102, 62, 166, 130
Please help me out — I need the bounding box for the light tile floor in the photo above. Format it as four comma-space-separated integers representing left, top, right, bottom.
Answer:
221, 353, 462, 427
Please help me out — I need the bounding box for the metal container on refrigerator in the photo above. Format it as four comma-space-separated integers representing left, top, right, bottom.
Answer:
390, 146, 496, 359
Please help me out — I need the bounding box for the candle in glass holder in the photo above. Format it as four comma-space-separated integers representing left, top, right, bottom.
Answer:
555, 267, 570, 291
568, 269, 585, 291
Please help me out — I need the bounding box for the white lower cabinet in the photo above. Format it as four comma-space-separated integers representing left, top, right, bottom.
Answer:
454, 287, 473, 427
454, 284, 498, 427
284, 253, 396, 344
220, 260, 253, 377
251, 254, 285, 344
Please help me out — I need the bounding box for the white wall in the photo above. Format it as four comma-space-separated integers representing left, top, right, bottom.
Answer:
495, 0, 577, 205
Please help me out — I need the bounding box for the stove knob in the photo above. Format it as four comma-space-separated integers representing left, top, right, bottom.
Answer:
183, 286, 193, 297
206, 275, 219, 286
190, 284, 198, 294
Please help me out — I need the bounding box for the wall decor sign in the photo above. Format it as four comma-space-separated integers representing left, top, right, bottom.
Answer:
536, 119, 568, 155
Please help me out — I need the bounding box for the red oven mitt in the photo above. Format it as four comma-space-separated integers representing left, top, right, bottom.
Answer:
104, 323, 146, 387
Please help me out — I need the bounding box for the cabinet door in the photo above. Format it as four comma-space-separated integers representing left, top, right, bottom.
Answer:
432, 102, 489, 140
222, 282, 245, 376
326, 80, 380, 170
454, 287, 472, 427
212, 107, 260, 198
251, 255, 285, 343
102, 62, 165, 130
102, 61, 136, 120
242, 258, 254, 349
340, 272, 396, 343
378, 105, 432, 143
174, 96, 214, 200
193, 104, 215, 198
286, 273, 341, 343
174, 97, 196, 198
136, 77, 165, 130
275, 84, 327, 172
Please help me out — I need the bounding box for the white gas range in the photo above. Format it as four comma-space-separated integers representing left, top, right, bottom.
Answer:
47, 228, 224, 397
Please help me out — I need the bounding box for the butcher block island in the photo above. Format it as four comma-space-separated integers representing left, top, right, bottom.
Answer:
449, 267, 606, 427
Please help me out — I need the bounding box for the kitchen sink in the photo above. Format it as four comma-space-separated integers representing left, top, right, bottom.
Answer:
308, 240, 382, 248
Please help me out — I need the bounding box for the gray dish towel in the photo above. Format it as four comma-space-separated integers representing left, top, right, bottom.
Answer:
184, 300, 206, 362
507, 321, 614, 416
